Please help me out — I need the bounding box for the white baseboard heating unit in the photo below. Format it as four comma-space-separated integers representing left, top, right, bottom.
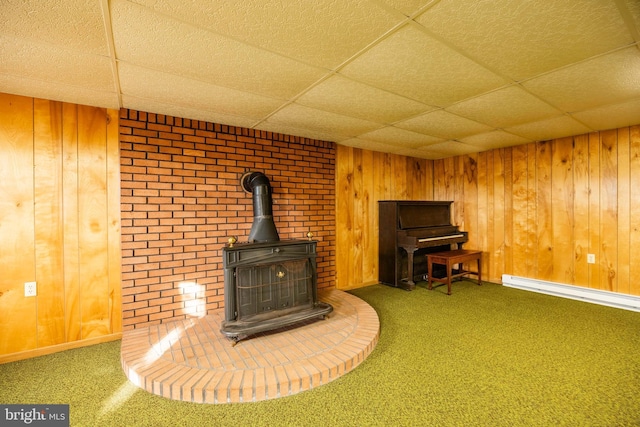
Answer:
502, 275, 640, 312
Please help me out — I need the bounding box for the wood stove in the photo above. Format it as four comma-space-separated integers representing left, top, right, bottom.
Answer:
220, 172, 332, 343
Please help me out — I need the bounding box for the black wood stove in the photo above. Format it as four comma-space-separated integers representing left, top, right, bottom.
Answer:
220, 172, 332, 343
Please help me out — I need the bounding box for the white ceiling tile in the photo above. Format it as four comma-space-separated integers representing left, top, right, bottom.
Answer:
0, 75, 120, 109
374, 0, 435, 17
339, 25, 507, 107
0, 35, 116, 93
1, 0, 638, 159
459, 130, 532, 151
523, 47, 640, 113
296, 75, 434, 123
264, 104, 383, 138
0, 0, 109, 55
396, 109, 494, 139
122, 95, 259, 130
126, 0, 404, 69
338, 137, 405, 153
416, 0, 634, 81
357, 126, 443, 148
397, 148, 446, 160
422, 140, 482, 156
447, 85, 562, 128
111, 0, 327, 99
619, 0, 640, 35
118, 63, 284, 120
572, 98, 640, 130
505, 115, 593, 142
253, 122, 347, 144
338, 137, 445, 159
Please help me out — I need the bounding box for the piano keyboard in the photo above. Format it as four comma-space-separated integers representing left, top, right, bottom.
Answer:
418, 234, 465, 243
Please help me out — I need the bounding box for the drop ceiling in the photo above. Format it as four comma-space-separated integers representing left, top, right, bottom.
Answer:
1, 0, 639, 159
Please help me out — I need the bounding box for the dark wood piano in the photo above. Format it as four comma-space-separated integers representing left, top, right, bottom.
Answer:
379, 200, 468, 291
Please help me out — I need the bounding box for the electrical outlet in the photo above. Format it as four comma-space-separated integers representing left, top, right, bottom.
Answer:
587, 254, 596, 264
24, 281, 37, 297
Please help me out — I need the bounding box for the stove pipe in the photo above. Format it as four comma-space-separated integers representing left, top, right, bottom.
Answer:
241, 171, 280, 243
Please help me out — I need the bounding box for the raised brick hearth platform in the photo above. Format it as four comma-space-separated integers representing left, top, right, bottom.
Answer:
120, 289, 379, 404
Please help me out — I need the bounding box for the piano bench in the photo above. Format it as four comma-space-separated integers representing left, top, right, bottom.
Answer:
426, 249, 482, 295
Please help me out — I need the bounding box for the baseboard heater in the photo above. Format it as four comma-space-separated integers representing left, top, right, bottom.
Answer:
502, 275, 640, 312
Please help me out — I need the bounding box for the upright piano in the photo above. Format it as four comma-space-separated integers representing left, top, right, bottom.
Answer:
379, 201, 468, 290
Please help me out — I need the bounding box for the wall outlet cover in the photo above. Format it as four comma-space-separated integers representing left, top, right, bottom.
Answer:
25, 281, 37, 297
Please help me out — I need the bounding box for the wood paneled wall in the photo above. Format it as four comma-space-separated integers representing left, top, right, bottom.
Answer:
336, 125, 640, 296
0, 93, 122, 361
336, 149, 433, 289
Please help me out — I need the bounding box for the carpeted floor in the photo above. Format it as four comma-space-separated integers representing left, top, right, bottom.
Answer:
1, 281, 640, 426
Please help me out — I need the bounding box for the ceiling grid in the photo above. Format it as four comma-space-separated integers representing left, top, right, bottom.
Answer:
0, 0, 638, 159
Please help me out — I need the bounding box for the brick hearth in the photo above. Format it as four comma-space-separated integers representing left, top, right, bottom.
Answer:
120, 289, 379, 403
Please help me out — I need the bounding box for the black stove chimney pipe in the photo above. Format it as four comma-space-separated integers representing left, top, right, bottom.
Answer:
241, 171, 280, 243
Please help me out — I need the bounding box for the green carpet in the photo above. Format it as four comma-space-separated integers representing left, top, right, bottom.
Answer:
1, 281, 639, 426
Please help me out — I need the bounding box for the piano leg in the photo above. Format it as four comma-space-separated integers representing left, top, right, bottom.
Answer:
402, 248, 417, 291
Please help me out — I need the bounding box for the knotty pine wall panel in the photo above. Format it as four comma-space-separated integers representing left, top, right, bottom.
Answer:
0, 93, 121, 360
62, 103, 82, 344
336, 125, 640, 296
617, 128, 630, 295
573, 134, 591, 288
550, 137, 574, 284
600, 130, 618, 291
631, 127, 640, 295
588, 132, 602, 289
0, 94, 37, 354
335, 145, 434, 289
34, 99, 65, 347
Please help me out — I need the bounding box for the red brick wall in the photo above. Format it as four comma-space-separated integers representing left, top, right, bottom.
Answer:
119, 110, 336, 330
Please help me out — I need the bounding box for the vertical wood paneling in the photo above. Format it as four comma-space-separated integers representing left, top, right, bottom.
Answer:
408, 158, 430, 200
454, 156, 465, 228
600, 130, 618, 291
335, 145, 354, 289
336, 124, 640, 297
588, 132, 601, 288
536, 141, 553, 281
436, 157, 454, 201
392, 155, 408, 199
630, 126, 640, 295
616, 128, 630, 294
78, 105, 111, 338
0, 93, 121, 357
463, 154, 479, 250
433, 159, 444, 201
351, 148, 364, 287
503, 148, 513, 275
423, 159, 434, 200
359, 149, 376, 287
525, 143, 537, 277
485, 151, 495, 279
106, 109, 122, 333
476, 152, 488, 274
336, 147, 441, 289
380, 153, 393, 200
551, 137, 574, 284
573, 134, 590, 288
511, 145, 529, 277
0, 94, 37, 354
34, 99, 65, 347
62, 103, 81, 342
490, 149, 506, 281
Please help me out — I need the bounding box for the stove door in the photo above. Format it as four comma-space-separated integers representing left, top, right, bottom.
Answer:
236, 258, 313, 319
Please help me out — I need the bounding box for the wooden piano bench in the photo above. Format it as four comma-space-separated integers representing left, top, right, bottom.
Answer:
426, 249, 482, 295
